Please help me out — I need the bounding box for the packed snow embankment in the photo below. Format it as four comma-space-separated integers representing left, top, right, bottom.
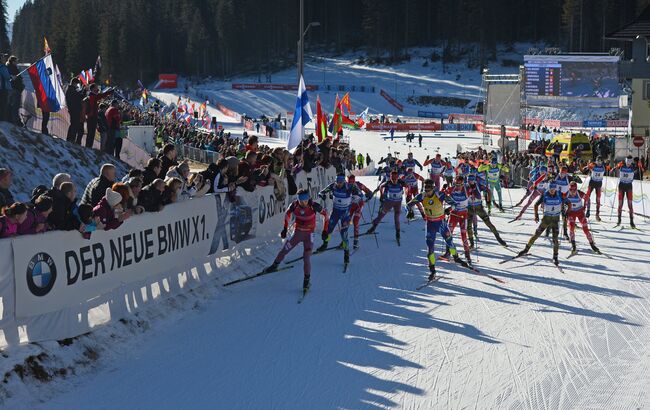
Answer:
0, 123, 130, 202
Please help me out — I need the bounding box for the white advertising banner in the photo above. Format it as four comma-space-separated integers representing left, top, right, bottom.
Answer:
5, 166, 337, 340
13, 195, 217, 318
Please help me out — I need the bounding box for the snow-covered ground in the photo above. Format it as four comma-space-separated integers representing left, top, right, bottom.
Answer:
4, 129, 648, 410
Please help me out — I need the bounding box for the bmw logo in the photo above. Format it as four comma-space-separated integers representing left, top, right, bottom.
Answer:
26, 252, 57, 297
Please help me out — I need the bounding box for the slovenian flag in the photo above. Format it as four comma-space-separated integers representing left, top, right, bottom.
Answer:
27, 54, 66, 113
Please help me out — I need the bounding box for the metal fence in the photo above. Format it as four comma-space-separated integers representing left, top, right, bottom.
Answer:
176, 144, 220, 164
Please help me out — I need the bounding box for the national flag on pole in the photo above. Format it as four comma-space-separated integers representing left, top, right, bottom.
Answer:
43, 37, 51, 55
340, 92, 351, 115
315, 95, 328, 142
28, 54, 66, 113
78, 68, 94, 85
287, 75, 313, 152
357, 107, 369, 128
94, 55, 102, 77
328, 93, 343, 134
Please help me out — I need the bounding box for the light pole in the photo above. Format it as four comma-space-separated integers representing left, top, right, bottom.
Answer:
297, 0, 320, 81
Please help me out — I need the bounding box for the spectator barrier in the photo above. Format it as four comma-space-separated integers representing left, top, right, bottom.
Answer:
20, 90, 150, 170
0, 166, 336, 347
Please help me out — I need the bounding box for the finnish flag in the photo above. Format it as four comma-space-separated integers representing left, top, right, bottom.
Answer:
287, 75, 313, 152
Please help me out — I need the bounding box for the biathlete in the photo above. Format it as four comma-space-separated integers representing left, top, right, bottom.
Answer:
582, 156, 606, 221
407, 179, 469, 280
517, 182, 563, 266
442, 176, 472, 264
265, 189, 328, 292
423, 153, 447, 190
615, 156, 639, 228
564, 181, 600, 255
347, 174, 374, 249
402, 167, 425, 218
366, 170, 408, 244
478, 156, 509, 213
466, 173, 508, 248
317, 173, 364, 265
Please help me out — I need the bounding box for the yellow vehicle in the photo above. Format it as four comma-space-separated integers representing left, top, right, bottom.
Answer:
545, 133, 592, 163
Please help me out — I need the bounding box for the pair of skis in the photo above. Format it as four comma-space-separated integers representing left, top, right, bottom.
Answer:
436, 255, 506, 284
499, 252, 565, 274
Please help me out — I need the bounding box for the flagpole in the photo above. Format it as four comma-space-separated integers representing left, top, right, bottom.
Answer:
16, 54, 51, 77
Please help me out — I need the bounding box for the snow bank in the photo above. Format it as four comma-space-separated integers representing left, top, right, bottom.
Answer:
0, 123, 131, 202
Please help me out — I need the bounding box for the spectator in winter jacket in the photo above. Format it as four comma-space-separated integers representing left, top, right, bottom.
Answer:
105, 99, 122, 156
237, 151, 261, 192
81, 164, 116, 207
65, 78, 85, 144
85, 84, 113, 149
6, 56, 24, 126
142, 158, 162, 186
17, 195, 53, 235
162, 178, 182, 205
93, 188, 129, 231
97, 102, 109, 151
125, 178, 145, 214
0, 55, 12, 122
138, 179, 165, 212
46, 174, 74, 230
159, 144, 178, 177
0, 203, 28, 238
165, 161, 209, 201
74, 203, 104, 238
0, 168, 14, 209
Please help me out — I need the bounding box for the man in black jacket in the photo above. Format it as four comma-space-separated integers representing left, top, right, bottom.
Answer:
0, 168, 14, 209
81, 164, 116, 207
6, 56, 24, 126
158, 144, 178, 177
65, 78, 85, 143
138, 179, 165, 212
142, 158, 162, 186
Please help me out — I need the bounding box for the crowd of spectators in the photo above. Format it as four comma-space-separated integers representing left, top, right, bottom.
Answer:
0, 92, 376, 239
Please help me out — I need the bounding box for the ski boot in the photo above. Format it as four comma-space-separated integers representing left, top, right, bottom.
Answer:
303, 276, 311, 292
570, 240, 578, 257
590, 241, 601, 254
517, 246, 530, 258
595, 213, 602, 222
406, 208, 415, 221
465, 250, 473, 266
344, 249, 350, 264
553, 254, 559, 266
585, 209, 590, 218
265, 261, 279, 273
563, 229, 570, 241
316, 239, 329, 252
469, 238, 475, 249
616, 215, 622, 227
496, 236, 507, 247
353, 237, 359, 250
440, 248, 451, 262
366, 224, 377, 235
428, 264, 436, 281
396, 231, 401, 246
630, 217, 636, 229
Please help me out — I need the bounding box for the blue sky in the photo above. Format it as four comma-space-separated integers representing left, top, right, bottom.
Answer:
6, 0, 27, 22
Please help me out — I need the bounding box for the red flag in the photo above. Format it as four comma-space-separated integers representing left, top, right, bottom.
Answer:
328, 94, 342, 134
340, 92, 351, 115
316, 95, 328, 142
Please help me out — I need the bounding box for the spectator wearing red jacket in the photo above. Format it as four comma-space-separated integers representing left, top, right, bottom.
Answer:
105, 99, 122, 157
85, 83, 113, 149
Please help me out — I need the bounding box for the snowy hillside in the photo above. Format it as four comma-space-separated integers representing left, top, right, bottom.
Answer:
0, 124, 131, 201
3, 129, 650, 409
171, 45, 537, 120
